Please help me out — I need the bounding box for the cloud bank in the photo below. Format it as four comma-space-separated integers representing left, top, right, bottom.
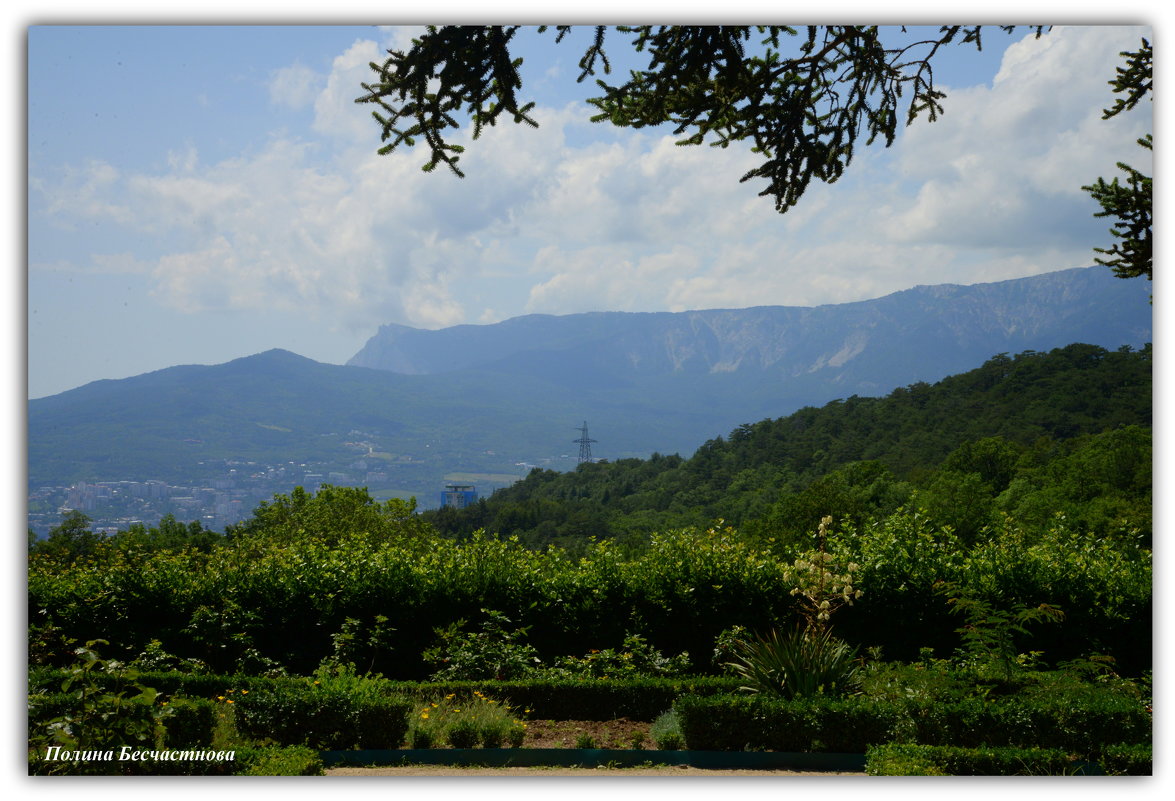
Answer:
32, 25, 1152, 335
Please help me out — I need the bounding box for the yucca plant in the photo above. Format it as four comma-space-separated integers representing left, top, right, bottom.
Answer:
726, 625, 860, 698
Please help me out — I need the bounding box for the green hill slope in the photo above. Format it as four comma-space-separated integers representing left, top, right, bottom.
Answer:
426, 343, 1152, 547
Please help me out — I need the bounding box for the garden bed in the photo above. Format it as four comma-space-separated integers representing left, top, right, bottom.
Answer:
521, 719, 649, 749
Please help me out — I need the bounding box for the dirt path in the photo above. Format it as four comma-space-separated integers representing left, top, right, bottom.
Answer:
327, 765, 865, 776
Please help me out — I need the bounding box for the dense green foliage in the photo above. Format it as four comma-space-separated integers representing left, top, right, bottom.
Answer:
28, 502, 1151, 677
426, 344, 1151, 547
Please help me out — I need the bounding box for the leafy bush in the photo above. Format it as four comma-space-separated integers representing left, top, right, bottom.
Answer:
28, 640, 171, 774
445, 718, 479, 748
936, 580, 1065, 682
28, 668, 745, 724
28, 506, 1151, 679
547, 633, 691, 679
131, 639, 209, 674
423, 609, 542, 680
319, 614, 396, 676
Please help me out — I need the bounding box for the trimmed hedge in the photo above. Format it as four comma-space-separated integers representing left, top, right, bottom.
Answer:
233, 685, 411, 750
675, 694, 899, 752
865, 743, 1079, 776
28, 669, 744, 722
674, 692, 1150, 756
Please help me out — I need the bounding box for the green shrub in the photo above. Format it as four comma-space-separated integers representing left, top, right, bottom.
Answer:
1098, 743, 1152, 775
863, 744, 946, 775
29, 502, 1151, 680
30, 669, 743, 724
650, 709, 684, 750
162, 698, 215, 748
866, 743, 1077, 775
27, 640, 172, 774
408, 726, 436, 749
423, 609, 542, 680
1021, 691, 1151, 753
233, 745, 324, 776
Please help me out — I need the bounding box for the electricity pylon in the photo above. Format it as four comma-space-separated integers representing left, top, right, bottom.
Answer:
574, 421, 597, 463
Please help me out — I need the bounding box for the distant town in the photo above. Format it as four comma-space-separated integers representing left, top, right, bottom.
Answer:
28, 460, 347, 537
27, 456, 578, 538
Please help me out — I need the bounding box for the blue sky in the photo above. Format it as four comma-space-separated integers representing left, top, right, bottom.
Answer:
25, 20, 1155, 399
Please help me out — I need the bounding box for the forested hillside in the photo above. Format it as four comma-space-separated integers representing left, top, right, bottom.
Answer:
425, 343, 1151, 549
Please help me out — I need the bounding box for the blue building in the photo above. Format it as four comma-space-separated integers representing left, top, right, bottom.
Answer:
441, 484, 478, 509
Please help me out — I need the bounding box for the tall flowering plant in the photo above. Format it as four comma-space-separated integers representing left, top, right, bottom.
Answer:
784, 516, 863, 634
725, 516, 864, 697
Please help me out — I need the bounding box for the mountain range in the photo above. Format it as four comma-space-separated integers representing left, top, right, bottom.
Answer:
28, 266, 1152, 502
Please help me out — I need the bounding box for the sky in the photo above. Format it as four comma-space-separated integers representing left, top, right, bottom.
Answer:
24, 20, 1155, 400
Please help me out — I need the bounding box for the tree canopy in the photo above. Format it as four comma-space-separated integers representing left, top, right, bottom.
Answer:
356, 25, 1040, 215
424, 343, 1151, 549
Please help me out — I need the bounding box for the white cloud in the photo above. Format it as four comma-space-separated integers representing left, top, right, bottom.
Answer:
314, 39, 385, 144
269, 63, 322, 110
37, 160, 135, 225
887, 26, 1151, 249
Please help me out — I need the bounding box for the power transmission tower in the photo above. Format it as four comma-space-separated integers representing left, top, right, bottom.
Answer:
574, 421, 597, 463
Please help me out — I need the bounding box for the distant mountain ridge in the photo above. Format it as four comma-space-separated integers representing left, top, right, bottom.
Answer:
29, 266, 1152, 499
348, 267, 1151, 402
